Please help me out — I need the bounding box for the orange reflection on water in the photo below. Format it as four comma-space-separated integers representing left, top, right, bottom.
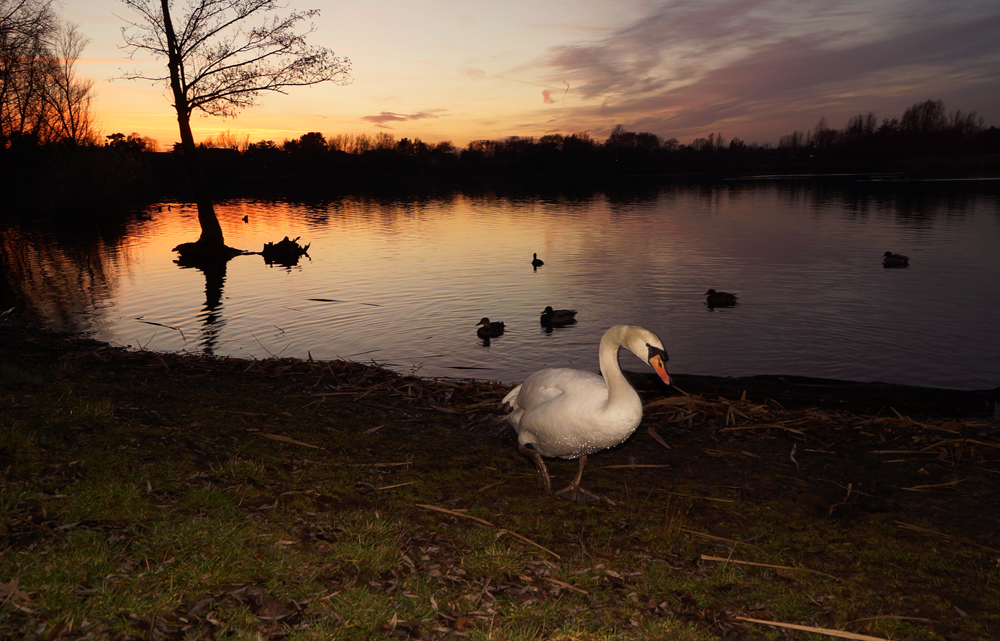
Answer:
5, 183, 1000, 390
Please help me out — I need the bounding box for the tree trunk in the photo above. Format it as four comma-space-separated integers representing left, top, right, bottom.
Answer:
160, 0, 234, 260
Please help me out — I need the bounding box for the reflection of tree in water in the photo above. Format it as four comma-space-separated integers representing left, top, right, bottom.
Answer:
175, 259, 227, 356
0, 220, 131, 331
772, 179, 996, 226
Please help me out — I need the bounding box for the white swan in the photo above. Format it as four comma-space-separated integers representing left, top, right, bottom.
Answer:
502, 324, 671, 502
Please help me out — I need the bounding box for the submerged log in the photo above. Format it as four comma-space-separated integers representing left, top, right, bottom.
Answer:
261, 236, 311, 266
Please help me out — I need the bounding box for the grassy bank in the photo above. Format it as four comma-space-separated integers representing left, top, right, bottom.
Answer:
1, 319, 998, 640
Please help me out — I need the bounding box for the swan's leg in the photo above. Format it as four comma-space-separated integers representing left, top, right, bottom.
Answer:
519, 443, 552, 496
554, 455, 601, 503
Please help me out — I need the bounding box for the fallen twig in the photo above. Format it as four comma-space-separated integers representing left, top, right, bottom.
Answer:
415, 503, 560, 559
497, 528, 560, 560
895, 521, 1000, 553
701, 555, 839, 581
259, 433, 321, 449
544, 577, 588, 595
416, 503, 493, 527
735, 616, 887, 640
137, 319, 186, 340
595, 464, 671, 470
681, 528, 760, 549
376, 482, 417, 491
901, 478, 970, 491
663, 491, 734, 503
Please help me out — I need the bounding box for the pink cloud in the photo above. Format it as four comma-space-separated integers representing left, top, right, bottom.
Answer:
536, 0, 1000, 143
360, 111, 444, 129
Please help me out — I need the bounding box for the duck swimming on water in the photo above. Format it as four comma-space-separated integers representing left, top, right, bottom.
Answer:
705, 289, 738, 307
531, 253, 544, 267
882, 251, 909, 267
540, 306, 577, 327
503, 324, 671, 502
477, 318, 505, 338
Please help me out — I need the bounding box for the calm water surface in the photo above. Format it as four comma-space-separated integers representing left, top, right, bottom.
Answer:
4, 181, 999, 389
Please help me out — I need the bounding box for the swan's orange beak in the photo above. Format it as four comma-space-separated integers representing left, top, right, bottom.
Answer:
649, 353, 671, 385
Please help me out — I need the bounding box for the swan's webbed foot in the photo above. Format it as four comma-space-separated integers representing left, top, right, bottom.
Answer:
553, 454, 601, 502
554, 483, 602, 503
519, 443, 553, 496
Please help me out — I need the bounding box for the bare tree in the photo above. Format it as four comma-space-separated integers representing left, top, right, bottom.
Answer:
118, 0, 351, 261
1, 1, 96, 147
1, 0, 56, 142
900, 99, 947, 134
44, 24, 97, 145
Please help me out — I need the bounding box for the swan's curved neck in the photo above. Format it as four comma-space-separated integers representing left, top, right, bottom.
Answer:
598, 328, 635, 404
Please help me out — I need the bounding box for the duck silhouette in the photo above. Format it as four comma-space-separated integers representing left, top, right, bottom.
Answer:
531, 253, 544, 268
540, 306, 577, 327
476, 317, 506, 338
882, 251, 909, 267
705, 289, 738, 308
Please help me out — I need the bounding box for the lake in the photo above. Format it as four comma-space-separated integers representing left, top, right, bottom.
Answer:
3, 179, 999, 390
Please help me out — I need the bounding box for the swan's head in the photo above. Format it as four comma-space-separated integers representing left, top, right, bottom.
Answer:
646, 343, 670, 385
608, 325, 671, 386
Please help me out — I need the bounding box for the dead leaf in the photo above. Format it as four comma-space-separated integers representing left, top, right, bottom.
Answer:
0, 578, 29, 604
647, 425, 671, 449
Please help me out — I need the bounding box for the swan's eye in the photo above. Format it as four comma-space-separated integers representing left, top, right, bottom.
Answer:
647, 344, 668, 362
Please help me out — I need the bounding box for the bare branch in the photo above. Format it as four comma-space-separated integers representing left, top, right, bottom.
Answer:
117, 0, 350, 119
2, 0, 95, 145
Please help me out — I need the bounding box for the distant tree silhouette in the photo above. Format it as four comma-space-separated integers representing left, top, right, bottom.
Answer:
949, 110, 984, 137
118, 0, 351, 263
562, 133, 598, 167
247, 139, 280, 153
106, 132, 155, 156
201, 130, 250, 152
284, 131, 327, 155
900, 99, 947, 134
606, 125, 639, 149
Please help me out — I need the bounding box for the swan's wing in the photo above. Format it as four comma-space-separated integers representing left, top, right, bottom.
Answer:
511, 368, 603, 409
506, 368, 622, 457
502, 384, 521, 407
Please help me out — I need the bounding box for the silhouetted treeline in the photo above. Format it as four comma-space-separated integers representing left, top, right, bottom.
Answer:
774, 100, 999, 176
168, 99, 999, 193
1, 132, 156, 216
4, 98, 1000, 217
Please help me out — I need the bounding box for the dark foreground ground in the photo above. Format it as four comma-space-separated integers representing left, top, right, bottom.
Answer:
2, 318, 998, 640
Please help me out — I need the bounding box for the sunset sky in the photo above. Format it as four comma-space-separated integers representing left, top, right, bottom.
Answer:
64, 0, 1000, 151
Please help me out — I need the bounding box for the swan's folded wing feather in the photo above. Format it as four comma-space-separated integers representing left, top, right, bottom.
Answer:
514, 368, 604, 408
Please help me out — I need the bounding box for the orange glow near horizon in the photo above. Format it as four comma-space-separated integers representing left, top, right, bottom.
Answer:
91, 82, 494, 151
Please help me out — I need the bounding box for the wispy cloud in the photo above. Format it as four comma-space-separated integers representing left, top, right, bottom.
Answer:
360, 110, 445, 128
538, 0, 1000, 141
